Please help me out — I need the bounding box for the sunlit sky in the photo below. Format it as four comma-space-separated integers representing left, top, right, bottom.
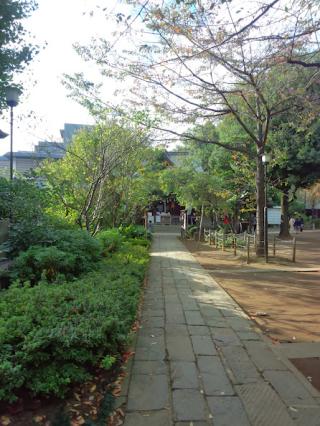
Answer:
0, 0, 126, 155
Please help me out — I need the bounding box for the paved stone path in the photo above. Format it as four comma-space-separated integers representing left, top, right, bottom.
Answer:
122, 234, 320, 426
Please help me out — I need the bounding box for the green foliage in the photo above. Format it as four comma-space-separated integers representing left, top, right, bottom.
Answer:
0, 178, 65, 257
269, 118, 320, 191
186, 225, 198, 238
101, 355, 116, 370
10, 229, 102, 285
119, 224, 151, 239
0, 238, 149, 402
39, 122, 149, 233
0, 0, 38, 108
96, 229, 123, 254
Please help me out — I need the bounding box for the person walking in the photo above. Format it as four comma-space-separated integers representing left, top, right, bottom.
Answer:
289, 216, 295, 234
294, 217, 301, 233
300, 217, 304, 232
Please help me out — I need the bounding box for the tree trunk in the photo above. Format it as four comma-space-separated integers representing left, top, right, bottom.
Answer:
199, 203, 204, 241
233, 200, 241, 234
279, 189, 290, 239
256, 155, 265, 256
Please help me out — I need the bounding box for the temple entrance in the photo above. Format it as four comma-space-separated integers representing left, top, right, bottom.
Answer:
147, 195, 184, 226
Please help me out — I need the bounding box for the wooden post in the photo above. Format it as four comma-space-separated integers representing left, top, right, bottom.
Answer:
273, 235, 276, 257
292, 237, 296, 263
246, 236, 250, 264
215, 231, 218, 249
222, 234, 225, 251
233, 236, 237, 256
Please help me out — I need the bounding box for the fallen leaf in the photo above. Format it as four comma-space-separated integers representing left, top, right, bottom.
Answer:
90, 384, 96, 392
33, 415, 45, 423
0, 416, 11, 425
112, 388, 121, 397
117, 408, 125, 417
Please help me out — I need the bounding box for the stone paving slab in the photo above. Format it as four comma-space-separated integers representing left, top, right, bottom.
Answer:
191, 335, 217, 355
211, 327, 242, 347
244, 341, 287, 371
167, 335, 196, 361
126, 374, 169, 411
220, 345, 262, 384
124, 410, 172, 426
171, 361, 199, 389
197, 355, 234, 396
123, 233, 320, 425
188, 325, 211, 336
172, 389, 207, 421
206, 396, 251, 425
132, 360, 167, 375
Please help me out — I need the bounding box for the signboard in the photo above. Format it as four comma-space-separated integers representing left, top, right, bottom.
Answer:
268, 207, 281, 225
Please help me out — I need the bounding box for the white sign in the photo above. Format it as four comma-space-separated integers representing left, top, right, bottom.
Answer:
268, 207, 281, 225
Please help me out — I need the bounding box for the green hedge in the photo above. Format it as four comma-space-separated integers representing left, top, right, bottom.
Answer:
11, 229, 102, 285
0, 241, 149, 402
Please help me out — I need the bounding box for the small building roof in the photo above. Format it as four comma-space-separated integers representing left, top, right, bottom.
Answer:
165, 151, 189, 166
2, 151, 64, 160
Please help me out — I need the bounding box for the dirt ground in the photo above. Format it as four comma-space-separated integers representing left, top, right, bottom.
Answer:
183, 230, 320, 343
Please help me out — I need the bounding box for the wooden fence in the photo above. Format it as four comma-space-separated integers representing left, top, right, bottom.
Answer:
203, 228, 297, 263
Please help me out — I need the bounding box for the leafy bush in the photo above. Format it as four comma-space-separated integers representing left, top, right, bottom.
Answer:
96, 229, 123, 254
12, 246, 78, 284
0, 241, 149, 402
10, 230, 102, 285
52, 229, 102, 265
0, 178, 54, 257
126, 237, 151, 247
186, 225, 198, 238
119, 224, 151, 240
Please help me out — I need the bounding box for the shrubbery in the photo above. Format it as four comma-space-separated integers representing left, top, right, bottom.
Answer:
9, 229, 102, 285
0, 236, 149, 402
119, 224, 151, 239
0, 176, 151, 402
96, 228, 123, 254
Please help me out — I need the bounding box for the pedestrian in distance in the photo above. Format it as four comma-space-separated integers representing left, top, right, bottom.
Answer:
294, 217, 301, 233
289, 216, 295, 234
300, 217, 304, 232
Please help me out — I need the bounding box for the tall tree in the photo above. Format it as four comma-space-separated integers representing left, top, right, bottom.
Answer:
0, 0, 38, 109
66, 0, 319, 254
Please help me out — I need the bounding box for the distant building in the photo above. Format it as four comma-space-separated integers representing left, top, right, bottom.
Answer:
60, 123, 92, 145
164, 151, 189, 167
0, 123, 91, 178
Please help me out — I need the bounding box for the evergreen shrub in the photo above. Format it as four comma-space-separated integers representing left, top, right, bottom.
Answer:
0, 240, 149, 402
